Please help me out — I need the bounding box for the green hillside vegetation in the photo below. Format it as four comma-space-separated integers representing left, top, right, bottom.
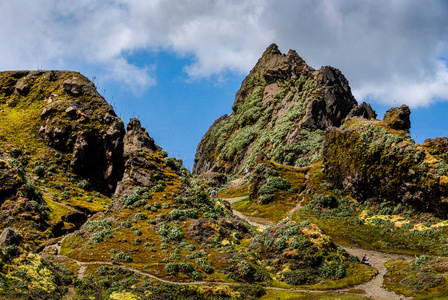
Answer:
195, 45, 448, 299
2, 44, 448, 299
0, 68, 374, 299
193, 44, 359, 175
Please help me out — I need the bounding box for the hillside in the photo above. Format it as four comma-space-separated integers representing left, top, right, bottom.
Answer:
1, 44, 448, 299
195, 45, 448, 298
193, 43, 375, 175
0, 70, 373, 299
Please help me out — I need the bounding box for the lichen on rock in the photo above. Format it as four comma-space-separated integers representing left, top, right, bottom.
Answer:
193, 44, 359, 175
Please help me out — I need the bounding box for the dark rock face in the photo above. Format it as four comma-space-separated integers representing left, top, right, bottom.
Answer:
123, 118, 157, 157
113, 118, 161, 201
0, 158, 20, 200
381, 104, 411, 131
346, 102, 377, 120
0, 228, 18, 246
201, 172, 227, 187
193, 44, 358, 175
0, 70, 126, 192
299, 66, 356, 129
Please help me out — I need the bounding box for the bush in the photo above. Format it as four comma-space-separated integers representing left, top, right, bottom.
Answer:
120, 194, 141, 206
77, 179, 90, 190
283, 269, 316, 285
34, 165, 45, 177
164, 157, 183, 171
24, 180, 42, 200
157, 224, 185, 243
115, 252, 133, 262
313, 193, 338, 208
435, 162, 448, 175
135, 213, 148, 220
3, 244, 20, 258
231, 285, 266, 298
414, 255, 428, 266
260, 193, 274, 204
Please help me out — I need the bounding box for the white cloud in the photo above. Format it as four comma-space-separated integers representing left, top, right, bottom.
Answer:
0, 0, 447, 106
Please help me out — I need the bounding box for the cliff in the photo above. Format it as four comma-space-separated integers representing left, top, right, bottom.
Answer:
0, 69, 365, 299
193, 44, 375, 175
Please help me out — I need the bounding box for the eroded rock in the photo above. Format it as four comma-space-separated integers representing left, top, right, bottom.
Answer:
0, 228, 18, 246
381, 104, 411, 131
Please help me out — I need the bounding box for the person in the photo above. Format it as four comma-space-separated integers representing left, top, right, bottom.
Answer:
361, 254, 370, 265
245, 167, 250, 175
211, 188, 217, 198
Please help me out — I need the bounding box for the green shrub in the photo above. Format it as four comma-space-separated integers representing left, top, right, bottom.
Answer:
152, 181, 166, 192
157, 224, 185, 243
313, 194, 338, 208
115, 252, 133, 262
435, 162, 448, 175
135, 213, 148, 220
34, 165, 45, 177
77, 179, 90, 190
414, 255, 428, 266
24, 180, 42, 200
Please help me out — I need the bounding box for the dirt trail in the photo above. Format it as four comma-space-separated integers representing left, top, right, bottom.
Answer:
60, 247, 411, 300
342, 246, 413, 300
287, 199, 305, 216
223, 196, 272, 228
223, 195, 413, 300
52, 193, 413, 299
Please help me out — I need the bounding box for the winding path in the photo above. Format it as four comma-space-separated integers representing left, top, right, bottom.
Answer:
223, 196, 272, 228
222, 195, 413, 300
48, 195, 413, 299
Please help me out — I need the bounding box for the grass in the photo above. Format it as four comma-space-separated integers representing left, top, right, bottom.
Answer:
233, 198, 294, 223
260, 289, 371, 300
384, 257, 448, 299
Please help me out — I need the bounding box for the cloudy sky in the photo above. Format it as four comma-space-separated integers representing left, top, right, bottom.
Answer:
1, 0, 447, 169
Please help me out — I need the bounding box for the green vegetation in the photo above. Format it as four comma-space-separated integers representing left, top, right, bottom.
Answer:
2, 50, 448, 300
194, 53, 328, 175
384, 256, 448, 299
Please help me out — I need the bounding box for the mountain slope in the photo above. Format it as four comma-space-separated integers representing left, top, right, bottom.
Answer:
0, 70, 371, 299
0, 70, 124, 244
193, 44, 375, 175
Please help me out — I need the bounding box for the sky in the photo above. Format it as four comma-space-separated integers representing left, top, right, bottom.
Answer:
0, 0, 447, 170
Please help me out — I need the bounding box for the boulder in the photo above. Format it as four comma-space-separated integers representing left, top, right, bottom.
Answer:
381, 105, 411, 131
346, 102, 377, 120
0, 228, 18, 246
63, 79, 84, 96
123, 118, 157, 157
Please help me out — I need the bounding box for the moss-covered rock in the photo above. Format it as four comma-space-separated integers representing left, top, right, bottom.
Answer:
323, 118, 448, 217
193, 44, 360, 175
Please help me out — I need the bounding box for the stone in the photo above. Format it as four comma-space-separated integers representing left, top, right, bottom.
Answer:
346, 102, 377, 120
15, 79, 30, 95
123, 118, 157, 157
0, 228, 18, 246
63, 79, 84, 95
201, 172, 227, 187
0, 158, 20, 197
382, 104, 411, 131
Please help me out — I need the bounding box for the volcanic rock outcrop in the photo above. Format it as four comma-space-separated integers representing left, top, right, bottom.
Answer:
193, 44, 363, 175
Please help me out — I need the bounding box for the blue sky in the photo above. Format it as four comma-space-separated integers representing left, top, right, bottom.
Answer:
1, 1, 447, 170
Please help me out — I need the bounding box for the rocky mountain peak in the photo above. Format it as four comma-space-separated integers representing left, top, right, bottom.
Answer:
194, 45, 361, 175
123, 118, 157, 157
